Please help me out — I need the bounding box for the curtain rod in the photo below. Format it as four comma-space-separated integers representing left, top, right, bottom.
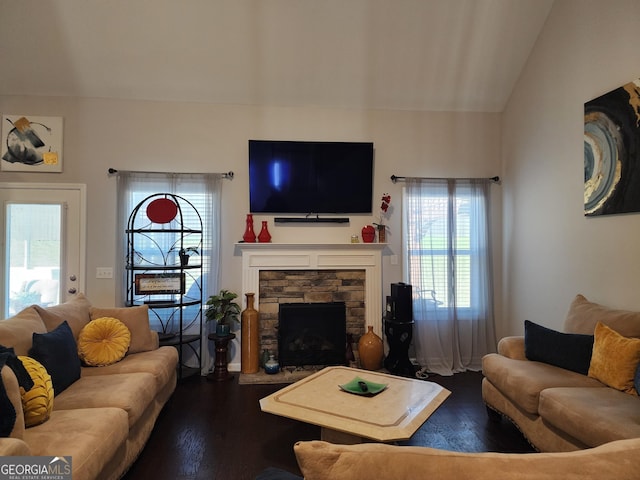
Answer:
390, 174, 500, 183
108, 168, 234, 179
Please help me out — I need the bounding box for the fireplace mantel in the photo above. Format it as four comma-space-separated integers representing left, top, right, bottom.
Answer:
234, 242, 386, 253
236, 243, 385, 336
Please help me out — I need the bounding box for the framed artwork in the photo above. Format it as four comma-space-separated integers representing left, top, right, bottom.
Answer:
584, 79, 640, 216
1, 115, 63, 172
135, 273, 185, 295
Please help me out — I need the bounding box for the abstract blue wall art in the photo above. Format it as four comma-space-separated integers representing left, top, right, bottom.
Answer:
584, 79, 640, 216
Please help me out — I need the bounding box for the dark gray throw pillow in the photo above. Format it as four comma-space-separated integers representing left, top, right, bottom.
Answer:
29, 320, 81, 395
524, 320, 594, 375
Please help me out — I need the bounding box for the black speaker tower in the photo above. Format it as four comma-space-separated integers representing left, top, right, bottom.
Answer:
384, 282, 416, 378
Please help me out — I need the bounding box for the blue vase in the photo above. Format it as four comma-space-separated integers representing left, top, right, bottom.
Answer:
264, 354, 279, 374
216, 323, 230, 336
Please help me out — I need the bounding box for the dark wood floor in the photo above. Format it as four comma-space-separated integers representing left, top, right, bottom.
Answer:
123, 371, 534, 480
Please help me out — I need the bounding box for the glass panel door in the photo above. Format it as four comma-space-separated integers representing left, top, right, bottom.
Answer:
0, 184, 85, 317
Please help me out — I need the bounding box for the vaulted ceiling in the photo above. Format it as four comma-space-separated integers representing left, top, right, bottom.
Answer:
0, 0, 554, 112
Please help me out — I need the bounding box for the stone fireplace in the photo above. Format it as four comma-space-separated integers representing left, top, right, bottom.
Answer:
259, 270, 365, 362
237, 243, 385, 366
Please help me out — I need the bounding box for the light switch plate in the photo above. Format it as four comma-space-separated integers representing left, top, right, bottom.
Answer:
96, 267, 113, 279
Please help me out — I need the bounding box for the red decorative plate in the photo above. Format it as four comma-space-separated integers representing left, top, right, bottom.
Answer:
146, 198, 178, 224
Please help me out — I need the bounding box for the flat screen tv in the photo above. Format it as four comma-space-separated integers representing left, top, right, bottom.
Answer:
249, 140, 374, 214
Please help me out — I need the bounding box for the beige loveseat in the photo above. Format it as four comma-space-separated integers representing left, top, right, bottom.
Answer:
482, 294, 640, 452
0, 293, 179, 480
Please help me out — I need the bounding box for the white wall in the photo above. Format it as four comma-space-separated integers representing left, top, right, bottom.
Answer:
0, 96, 502, 363
7, 0, 640, 361
501, 0, 640, 335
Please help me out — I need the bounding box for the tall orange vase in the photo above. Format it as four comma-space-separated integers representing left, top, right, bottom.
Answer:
241, 292, 260, 373
358, 326, 384, 370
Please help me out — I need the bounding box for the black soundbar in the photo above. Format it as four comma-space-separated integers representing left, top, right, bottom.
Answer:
274, 217, 350, 224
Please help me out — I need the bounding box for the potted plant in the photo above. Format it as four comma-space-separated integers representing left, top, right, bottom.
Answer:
178, 246, 199, 266
205, 289, 241, 336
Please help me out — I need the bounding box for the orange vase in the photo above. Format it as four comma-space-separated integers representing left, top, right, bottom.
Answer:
241, 293, 260, 373
358, 326, 384, 370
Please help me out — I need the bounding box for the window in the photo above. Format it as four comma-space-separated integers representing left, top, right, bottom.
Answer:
402, 177, 495, 374
115, 172, 222, 375
404, 180, 486, 313
5, 203, 61, 314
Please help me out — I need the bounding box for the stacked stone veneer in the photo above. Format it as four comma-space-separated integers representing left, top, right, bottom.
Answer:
258, 269, 366, 361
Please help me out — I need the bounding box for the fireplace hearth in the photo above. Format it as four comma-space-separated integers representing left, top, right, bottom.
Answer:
278, 302, 346, 367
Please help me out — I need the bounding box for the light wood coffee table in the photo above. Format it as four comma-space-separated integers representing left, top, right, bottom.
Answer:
260, 366, 450, 444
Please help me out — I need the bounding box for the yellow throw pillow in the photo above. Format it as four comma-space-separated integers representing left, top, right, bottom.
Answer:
588, 322, 640, 395
18, 356, 54, 427
78, 317, 131, 367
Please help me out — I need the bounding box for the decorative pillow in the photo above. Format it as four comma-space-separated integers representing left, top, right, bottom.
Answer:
0, 364, 26, 438
89, 305, 154, 354
524, 320, 594, 375
588, 322, 640, 395
29, 321, 81, 395
564, 294, 640, 338
0, 306, 48, 356
78, 317, 131, 366
34, 293, 92, 339
17, 356, 53, 427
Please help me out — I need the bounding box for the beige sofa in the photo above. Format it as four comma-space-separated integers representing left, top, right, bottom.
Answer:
482, 294, 640, 452
293, 438, 640, 479
0, 293, 179, 480
281, 295, 640, 479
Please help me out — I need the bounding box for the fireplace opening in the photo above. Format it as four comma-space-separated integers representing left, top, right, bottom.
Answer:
278, 302, 346, 367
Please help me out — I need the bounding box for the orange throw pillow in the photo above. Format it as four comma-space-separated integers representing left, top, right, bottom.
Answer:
588, 322, 640, 395
18, 356, 54, 427
77, 317, 131, 367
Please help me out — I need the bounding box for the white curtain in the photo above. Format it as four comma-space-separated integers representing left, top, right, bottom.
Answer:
115, 172, 222, 375
402, 178, 496, 375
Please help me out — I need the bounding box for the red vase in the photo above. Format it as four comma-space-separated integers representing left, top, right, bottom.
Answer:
258, 221, 271, 242
243, 214, 256, 242
361, 225, 375, 243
